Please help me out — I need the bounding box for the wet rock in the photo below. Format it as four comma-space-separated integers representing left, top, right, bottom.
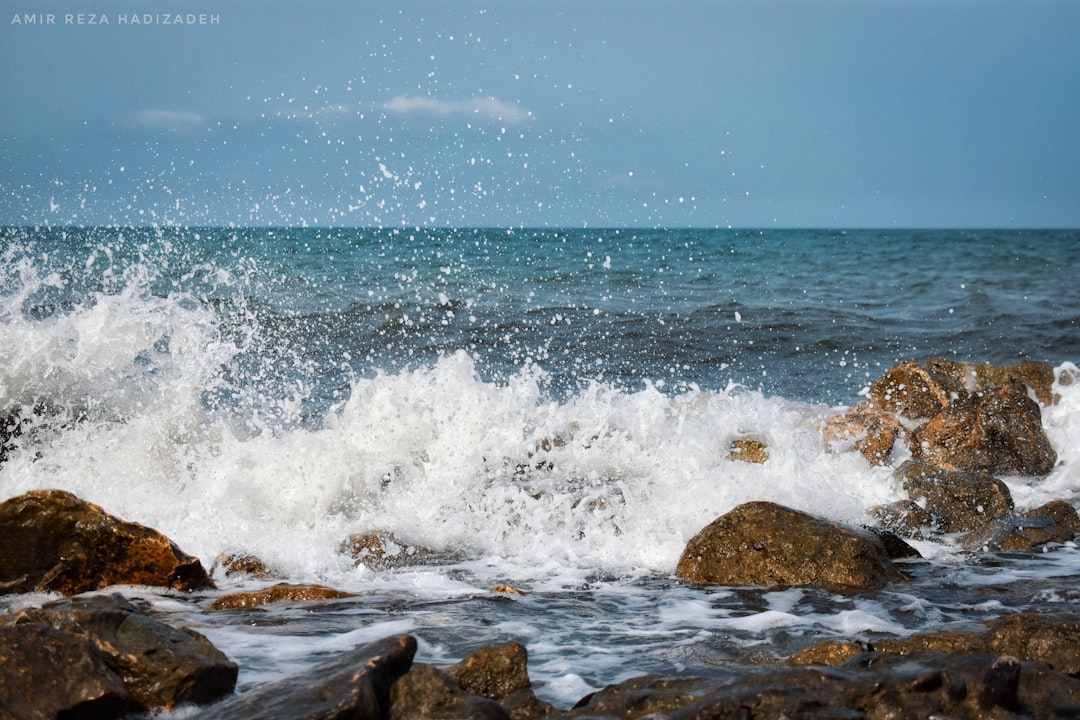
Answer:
492, 584, 526, 595
210, 582, 356, 611
817, 400, 904, 465
867, 499, 933, 540
202, 634, 416, 720
908, 383, 1057, 476
986, 613, 1080, 677
341, 532, 443, 570
675, 501, 907, 593
450, 642, 532, 700
566, 649, 1080, 719
390, 663, 511, 720
0, 594, 236, 717
213, 552, 274, 578
865, 526, 922, 560
786, 639, 868, 667
728, 437, 768, 464
0, 489, 214, 595
0, 622, 137, 720
971, 359, 1058, 407
960, 501, 1080, 552
869, 358, 964, 419
896, 460, 1015, 533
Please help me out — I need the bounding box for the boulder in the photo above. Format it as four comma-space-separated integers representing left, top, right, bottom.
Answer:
960, 501, 1080, 552
0, 622, 137, 720
0, 594, 236, 717
449, 642, 531, 700
213, 553, 274, 578
867, 499, 933, 540
675, 501, 907, 593
201, 634, 416, 720
817, 400, 904, 465
728, 437, 768, 464
210, 583, 356, 611
908, 384, 1057, 476
987, 613, 1080, 677
390, 664, 511, 720
0, 489, 213, 595
869, 358, 964, 419
896, 460, 1015, 534
341, 532, 444, 570
789, 612, 1080, 678
566, 650, 1080, 719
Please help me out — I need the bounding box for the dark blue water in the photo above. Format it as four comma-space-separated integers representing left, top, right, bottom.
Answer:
4, 226, 1078, 419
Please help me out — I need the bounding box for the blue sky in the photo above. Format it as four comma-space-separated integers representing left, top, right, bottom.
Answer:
2, 0, 1078, 228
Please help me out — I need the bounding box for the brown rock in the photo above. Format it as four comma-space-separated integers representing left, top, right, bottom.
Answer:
867, 500, 933, 540
449, 642, 531, 700
960, 501, 1080, 552
908, 384, 1057, 476
492, 584, 526, 595
210, 583, 356, 611
972, 359, 1058, 407
986, 613, 1080, 677
202, 634, 416, 720
728, 437, 768, 464
1, 594, 236, 713
787, 640, 867, 667
675, 501, 907, 593
869, 358, 962, 419
897, 460, 1015, 533
341, 532, 444, 570
390, 663, 511, 720
214, 553, 274, 578
0, 622, 137, 720
0, 489, 213, 595
818, 400, 904, 465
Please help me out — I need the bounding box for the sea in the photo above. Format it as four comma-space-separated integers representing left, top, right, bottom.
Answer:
1, 225, 1079, 710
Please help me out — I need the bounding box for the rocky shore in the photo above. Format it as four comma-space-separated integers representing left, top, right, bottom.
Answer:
2, 359, 1079, 719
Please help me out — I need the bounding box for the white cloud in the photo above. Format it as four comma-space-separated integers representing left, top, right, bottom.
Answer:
127, 110, 209, 132
382, 96, 529, 124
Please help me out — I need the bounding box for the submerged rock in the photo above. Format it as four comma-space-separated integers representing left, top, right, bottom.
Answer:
213, 552, 275, 579
896, 459, 1015, 534
0, 594, 236, 719
908, 383, 1057, 476
817, 400, 904, 465
210, 582, 356, 610
341, 531, 450, 570
728, 437, 769, 464
0, 489, 214, 595
201, 634, 416, 720
675, 501, 907, 593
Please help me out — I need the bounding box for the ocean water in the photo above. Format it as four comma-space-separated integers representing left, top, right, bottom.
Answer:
1, 225, 1079, 708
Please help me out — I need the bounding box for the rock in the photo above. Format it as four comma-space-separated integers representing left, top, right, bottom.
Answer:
390, 663, 511, 720
213, 553, 274, 578
908, 384, 1057, 476
0, 622, 137, 720
210, 583, 356, 611
675, 501, 907, 593
786, 639, 867, 667
449, 642, 531, 700
728, 437, 768, 464
867, 499, 933, 540
817, 400, 904, 465
492, 584, 526, 595
0, 489, 214, 595
566, 650, 1080, 719
202, 634, 416, 720
896, 460, 1015, 533
971, 360, 1058, 407
869, 358, 964, 419
960, 501, 1080, 552
341, 532, 444, 570
865, 526, 922, 559
0, 594, 236, 716
986, 613, 1080, 677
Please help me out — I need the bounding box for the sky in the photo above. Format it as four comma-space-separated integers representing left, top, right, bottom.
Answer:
1, 0, 1079, 228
